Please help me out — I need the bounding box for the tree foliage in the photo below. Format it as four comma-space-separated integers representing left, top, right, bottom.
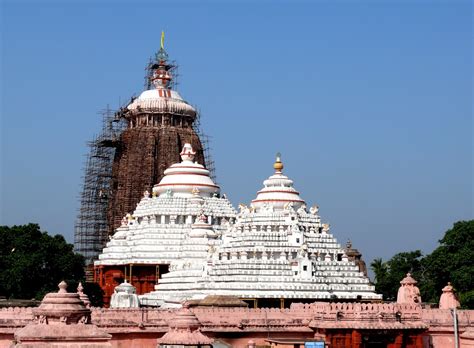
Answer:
0, 224, 85, 300
370, 251, 423, 301
371, 220, 474, 308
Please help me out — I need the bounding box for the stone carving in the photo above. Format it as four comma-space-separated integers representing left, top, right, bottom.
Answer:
297, 204, 307, 215
78, 315, 89, 324
322, 223, 330, 233
121, 216, 128, 226
299, 244, 308, 257
126, 213, 135, 222
309, 205, 319, 215
36, 315, 47, 324
239, 203, 250, 215
197, 213, 208, 224
261, 203, 274, 213
284, 202, 294, 211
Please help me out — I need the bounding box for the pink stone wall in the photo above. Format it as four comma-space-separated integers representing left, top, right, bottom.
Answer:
0, 307, 34, 348
0, 305, 472, 348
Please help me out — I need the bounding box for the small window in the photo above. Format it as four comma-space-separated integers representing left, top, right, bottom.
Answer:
303, 265, 308, 271
296, 238, 300, 243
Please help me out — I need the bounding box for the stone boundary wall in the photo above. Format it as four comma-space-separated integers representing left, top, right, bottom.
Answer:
0, 304, 473, 348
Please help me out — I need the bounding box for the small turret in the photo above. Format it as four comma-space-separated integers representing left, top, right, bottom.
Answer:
397, 273, 422, 304
439, 282, 460, 309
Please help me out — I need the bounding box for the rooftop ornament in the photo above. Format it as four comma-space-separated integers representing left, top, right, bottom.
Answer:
397, 273, 422, 304
156, 31, 169, 63
14, 281, 111, 346
439, 282, 460, 309
110, 280, 140, 308
156, 302, 213, 347
77, 282, 91, 308
273, 152, 284, 173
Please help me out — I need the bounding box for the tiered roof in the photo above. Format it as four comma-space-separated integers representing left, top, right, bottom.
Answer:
95, 144, 236, 267
141, 155, 381, 305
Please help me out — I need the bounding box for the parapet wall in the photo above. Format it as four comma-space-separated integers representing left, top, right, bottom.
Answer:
0, 304, 473, 348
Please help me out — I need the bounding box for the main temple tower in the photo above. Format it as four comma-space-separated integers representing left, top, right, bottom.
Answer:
107, 40, 206, 236
75, 35, 207, 265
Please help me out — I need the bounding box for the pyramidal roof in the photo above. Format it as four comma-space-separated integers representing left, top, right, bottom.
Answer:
95, 144, 236, 267
141, 155, 382, 306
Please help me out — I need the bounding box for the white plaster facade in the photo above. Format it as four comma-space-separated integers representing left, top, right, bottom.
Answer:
95, 144, 236, 267
141, 157, 382, 306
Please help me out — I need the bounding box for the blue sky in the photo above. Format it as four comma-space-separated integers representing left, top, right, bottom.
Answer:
1, 1, 472, 275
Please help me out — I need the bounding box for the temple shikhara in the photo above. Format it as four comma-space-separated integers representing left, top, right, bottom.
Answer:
3, 36, 471, 348
74, 34, 210, 266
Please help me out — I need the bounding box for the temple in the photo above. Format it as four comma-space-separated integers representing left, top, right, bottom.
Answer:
75, 33, 209, 266
107, 39, 207, 236
141, 154, 381, 307
95, 144, 236, 305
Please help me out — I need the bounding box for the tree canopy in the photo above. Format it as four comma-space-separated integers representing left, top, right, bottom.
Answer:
371, 220, 474, 308
0, 224, 85, 300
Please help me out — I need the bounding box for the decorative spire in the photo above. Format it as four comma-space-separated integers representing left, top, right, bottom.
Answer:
180, 143, 196, 162
346, 239, 352, 249
156, 31, 169, 63
273, 152, 284, 173
151, 30, 172, 90
439, 282, 460, 309
58, 281, 68, 294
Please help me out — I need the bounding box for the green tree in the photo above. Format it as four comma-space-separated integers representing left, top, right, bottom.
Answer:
370, 220, 474, 308
370, 251, 423, 301
0, 224, 85, 300
421, 220, 474, 307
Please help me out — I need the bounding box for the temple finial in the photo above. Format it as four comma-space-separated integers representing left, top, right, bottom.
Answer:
156, 31, 169, 63
273, 152, 284, 173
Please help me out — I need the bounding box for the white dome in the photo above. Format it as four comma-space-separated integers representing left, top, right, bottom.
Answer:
251, 157, 305, 211
127, 88, 196, 117
153, 144, 219, 198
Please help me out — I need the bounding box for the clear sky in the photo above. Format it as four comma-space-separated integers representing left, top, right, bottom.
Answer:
1, 0, 472, 277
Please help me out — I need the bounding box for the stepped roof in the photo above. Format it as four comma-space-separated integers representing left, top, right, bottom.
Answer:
153, 143, 219, 198
95, 144, 236, 267
142, 155, 382, 305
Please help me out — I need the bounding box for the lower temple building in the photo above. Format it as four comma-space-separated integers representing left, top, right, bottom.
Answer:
141, 154, 381, 307
97, 146, 381, 307
94, 144, 236, 305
